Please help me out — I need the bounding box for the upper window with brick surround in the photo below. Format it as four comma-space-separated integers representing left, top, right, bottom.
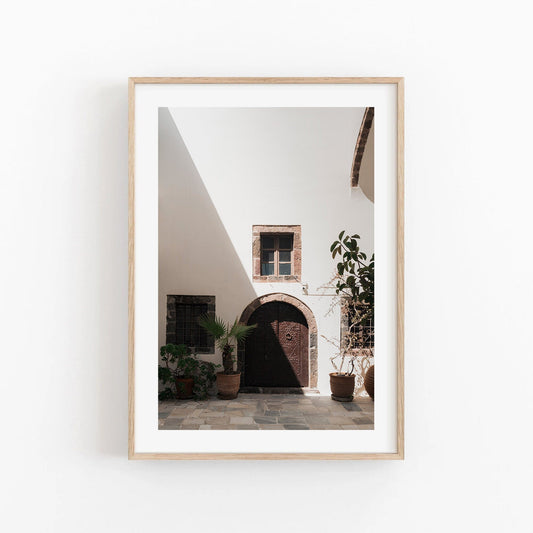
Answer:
261, 234, 293, 276
252, 225, 301, 282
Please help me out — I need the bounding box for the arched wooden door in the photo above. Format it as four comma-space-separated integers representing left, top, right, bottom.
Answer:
244, 301, 309, 387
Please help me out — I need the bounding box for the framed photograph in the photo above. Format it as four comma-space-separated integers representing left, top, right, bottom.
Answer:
128, 77, 404, 459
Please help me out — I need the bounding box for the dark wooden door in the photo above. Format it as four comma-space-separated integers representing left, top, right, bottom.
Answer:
244, 301, 309, 387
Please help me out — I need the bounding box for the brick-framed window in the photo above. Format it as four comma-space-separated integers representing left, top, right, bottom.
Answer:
166, 295, 215, 353
252, 225, 301, 282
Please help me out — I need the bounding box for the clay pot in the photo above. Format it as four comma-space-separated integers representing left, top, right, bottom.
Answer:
216, 372, 241, 399
364, 365, 374, 400
329, 372, 355, 402
174, 377, 194, 399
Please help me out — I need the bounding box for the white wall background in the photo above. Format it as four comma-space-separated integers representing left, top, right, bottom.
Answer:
1, 1, 532, 532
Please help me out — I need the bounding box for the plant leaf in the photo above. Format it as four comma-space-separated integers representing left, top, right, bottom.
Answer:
197, 314, 226, 339
228, 319, 257, 341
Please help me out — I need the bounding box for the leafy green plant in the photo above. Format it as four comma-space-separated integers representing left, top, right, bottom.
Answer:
328, 231, 375, 377
192, 358, 219, 399
159, 343, 197, 380
330, 231, 374, 327
158, 343, 219, 400
198, 315, 257, 374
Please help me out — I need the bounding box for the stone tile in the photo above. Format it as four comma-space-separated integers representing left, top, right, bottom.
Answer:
158, 393, 373, 431
283, 424, 310, 430
341, 403, 362, 412
201, 411, 226, 418
159, 400, 180, 407
328, 416, 355, 425
304, 416, 330, 425
356, 398, 373, 405
278, 410, 306, 416
308, 407, 332, 414
229, 416, 255, 425
181, 417, 205, 425
205, 405, 226, 412
178, 402, 199, 408
167, 409, 195, 417
223, 410, 245, 417
278, 416, 306, 424
205, 417, 230, 425
299, 405, 321, 413
241, 410, 259, 417
161, 418, 183, 428
253, 416, 278, 425
352, 417, 373, 425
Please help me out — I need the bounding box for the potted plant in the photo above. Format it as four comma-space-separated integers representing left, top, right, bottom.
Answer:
329, 339, 374, 401
158, 343, 219, 400
329, 231, 375, 401
198, 315, 256, 399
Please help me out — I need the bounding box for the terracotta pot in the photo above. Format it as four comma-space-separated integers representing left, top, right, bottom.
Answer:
216, 372, 241, 399
364, 365, 374, 400
329, 372, 355, 402
174, 377, 194, 399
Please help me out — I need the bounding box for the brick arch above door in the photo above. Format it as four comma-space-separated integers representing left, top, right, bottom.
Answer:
238, 293, 318, 389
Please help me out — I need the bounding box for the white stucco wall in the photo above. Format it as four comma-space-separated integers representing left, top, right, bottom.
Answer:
159, 107, 374, 393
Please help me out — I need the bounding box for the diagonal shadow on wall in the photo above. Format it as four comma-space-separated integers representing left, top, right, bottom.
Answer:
158, 108, 258, 348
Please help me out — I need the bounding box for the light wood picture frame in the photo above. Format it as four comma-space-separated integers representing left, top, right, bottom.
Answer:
129, 77, 404, 460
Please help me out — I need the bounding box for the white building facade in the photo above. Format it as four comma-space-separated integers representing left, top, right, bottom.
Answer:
159, 106, 374, 394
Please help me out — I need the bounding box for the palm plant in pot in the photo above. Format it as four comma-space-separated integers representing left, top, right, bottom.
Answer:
198, 315, 256, 399
329, 231, 375, 401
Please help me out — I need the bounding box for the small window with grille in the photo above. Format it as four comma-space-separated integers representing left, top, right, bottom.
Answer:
165, 295, 215, 353
340, 301, 374, 352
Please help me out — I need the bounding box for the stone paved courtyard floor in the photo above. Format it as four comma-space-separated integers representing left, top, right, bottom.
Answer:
159, 393, 374, 430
